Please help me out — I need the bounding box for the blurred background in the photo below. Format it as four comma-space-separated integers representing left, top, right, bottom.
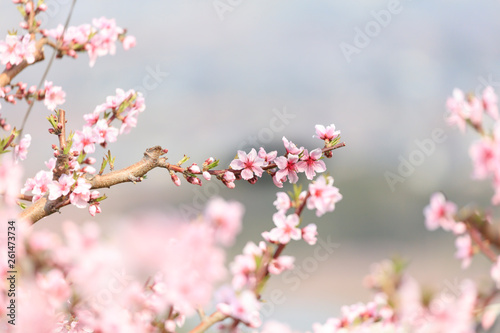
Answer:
2, 0, 500, 330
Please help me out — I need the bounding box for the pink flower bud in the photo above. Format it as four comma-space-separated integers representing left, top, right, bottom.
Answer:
25, 1, 33, 13
89, 203, 101, 216
171, 173, 181, 186
28, 85, 36, 94
203, 171, 211, 180
187, 176, 202, 186
90, 190, 100, 200
187, 163, 201, 174
38, 3, 47, 11
204, 157, 215, 165
84, 157, 97, 165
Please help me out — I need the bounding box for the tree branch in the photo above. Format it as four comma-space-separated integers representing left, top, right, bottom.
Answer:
189, 311, 228, 333
19, 146, 168, 224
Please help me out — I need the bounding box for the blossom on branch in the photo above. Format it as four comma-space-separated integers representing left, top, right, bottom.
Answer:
14, 134, 31, 162
43, 80, 66, 111
314, 123, 340, 141
69, 178, 92, 208
230, 148, 265, 180
307, 176, 342, 217
0, 34, 36, 66
297, 148, 326, 180
423, 192, 457, 231
47, 174, 75, 201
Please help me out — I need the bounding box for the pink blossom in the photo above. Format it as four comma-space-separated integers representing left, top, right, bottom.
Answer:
483, 86, 499, 120
307, 176, 342, 217
204, 197, 245, 247
265, 213, 301, 244
123, 220, 225, 317
93, 119, 118, 144
230, 253, 257, 290
216, 286, 261, 327
258, 147, 277, 164
297, 148, 326, 180
302, 223, 318, 245
70, 178, 91, 208
14, 134, 31, 161
273, 192, 291, 212
0, 34, 36, 66
36, 269, 71, 307
122, 35, 136, 50
275, 154, 300, 184
86, 18, 121, 66
423, 192, 457, 231
203, 171, 211, 180
89, 202, 102, 216
282, 136, 302, 155
469, 137, 498, 179
314, 124, 340, 141
29, 170, 53, 201
73, 126, 98, 154
120, 110, 138, 134
455, 234, 473, 269
468, 96, 483, 127
0, 156, 22, 206
223, 170, 236, 188
230, 148, 265, 180
83, 112, 100, 126
43, 80, 66, 110
45, 158, 56, 171
446, 88, 469, 132
425, 279, 477, 332
47, 174, 75, 200
268, 255, 294, 275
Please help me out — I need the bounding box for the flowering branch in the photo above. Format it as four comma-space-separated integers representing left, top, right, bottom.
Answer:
0, 37, 47, 87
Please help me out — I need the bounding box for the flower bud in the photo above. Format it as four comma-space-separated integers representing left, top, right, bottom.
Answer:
171, 173, 181, 186
187, 163, 201, 174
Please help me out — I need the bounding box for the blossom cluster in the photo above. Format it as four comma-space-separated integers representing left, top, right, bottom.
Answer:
214, 172, 342, 329
41, 17, 136, 67
446, 86, 500, 205
0, 33, 36, 68
0, 80, 66, 115
19, 88, 144, 215
0, 197, 240, 332
228, 124, 340, 189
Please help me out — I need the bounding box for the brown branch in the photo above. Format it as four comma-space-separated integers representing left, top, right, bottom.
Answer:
475, 220, 500, 249
58, 109, 67, 150
467, 223, 497, 263
189, 311, 228, 333
19, 146, 168, 224
0, 38, 47, 87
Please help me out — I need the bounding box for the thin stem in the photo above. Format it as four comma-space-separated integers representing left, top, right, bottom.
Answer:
189, 311, 228, 333
18, 0, 78, 141
57, 110, 67, 150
